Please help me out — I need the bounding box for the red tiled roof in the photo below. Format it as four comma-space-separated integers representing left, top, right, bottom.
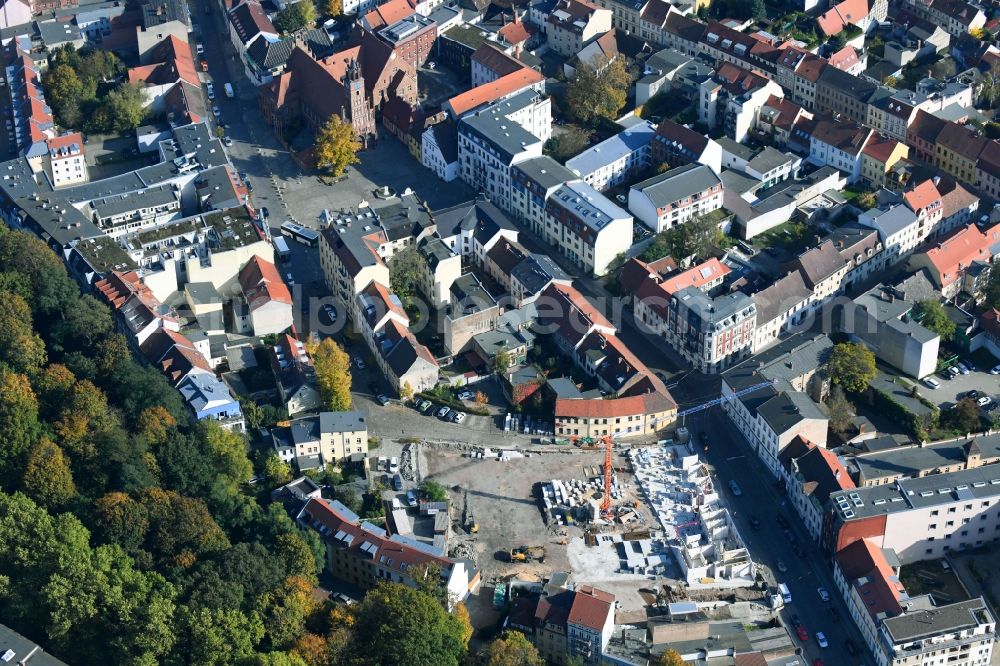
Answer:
981, 308, 1000, 338
828, 45, 859, 71
922, 222, 1000, 289
239, 255, 292, 310
567, 586, 614, 631
46, 132, 83, 159
862, 136, 904, 164
446, 66, 544, 117
499, 18, 532, 44
903, 178, 941, 213
657, 258, 730, 296
835, 539, 905, 620
555, 390, 676, 419
362, 0, 415, 30
817, 0, 869, 36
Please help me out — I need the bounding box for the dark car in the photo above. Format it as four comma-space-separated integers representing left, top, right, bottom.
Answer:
844, 639, 859, 656
376, 394, 390, 406
968, 389, 982, 400
790, 614, 801, 627
260, 206, 270, 218
244, 179, 253, 192
827, 606, 840, 622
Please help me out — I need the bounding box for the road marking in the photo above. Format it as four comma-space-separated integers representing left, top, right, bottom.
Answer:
727, 455, 744, 461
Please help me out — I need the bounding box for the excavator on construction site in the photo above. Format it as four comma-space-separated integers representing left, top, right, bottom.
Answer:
463, 490, 478, 533
507, 545, 546, 563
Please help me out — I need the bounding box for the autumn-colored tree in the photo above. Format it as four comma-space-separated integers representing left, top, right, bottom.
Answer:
483, 630, 544, 666
564, 57, 631, 124
92, 491, 150, 552
201, 420, 254, 488
324, 0, 342, 16
400, 381, 414, 400
256, 575, 321, 650
274, 532, 320, 582
33, 363, 75, 420
309, 338, 353, 411
291, 633, 329, 666
314, 115, 360, 176
53, 379, 112, 457
264, 452, 293, 487
0, 290, 46, 374
971, 26, 988, 40
653, 649, 686, 666
137, 405, 177, 445
475, 391, 488, 405
22, 438, 77, 509
0, 369, 41, 480
826, 342, 877, 393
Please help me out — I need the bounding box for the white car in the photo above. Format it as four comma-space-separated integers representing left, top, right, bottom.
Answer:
196, 42, 205, 54
991, 364, 1000, 375
206, 82, 215, 99
353, 356, 365, 369
223, 136, 233, 147
212, 105, 221, 118
453, 411, 467, 424
923, 377, 941, 389
728, 480, 742, 496
815, 631, 828, 648
457, 391, 474, 401
956, 362, 970, 375
978, 396, 993, 407
817, 587, 831, 602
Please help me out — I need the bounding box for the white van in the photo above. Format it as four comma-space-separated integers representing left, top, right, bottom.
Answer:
389, 457, 399, 473
779, 583, 792, 604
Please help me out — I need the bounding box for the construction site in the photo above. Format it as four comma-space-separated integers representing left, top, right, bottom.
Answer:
421, 432, 765, 616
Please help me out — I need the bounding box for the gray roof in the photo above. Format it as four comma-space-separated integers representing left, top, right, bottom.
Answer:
722, 332, 833, 392
547, 179, 631, 231
0, 623, 68, 665
510, 252, 568, 295
449, 273, 496, 317
717, 136, 755, 162
140, 0, 187, 26
36, 19, 81, 45
418, 236, 456, 269
752, 271, 813, 325
631, 163, 721, 208
645, 48, 694, 74
673, 285, 755, 325
883, 598, 993, 644
548, 376, 583, 399
861, 204, 918, 239
0, 158, 103, 247
92, 184, 178, 219
854, 432, 1000, 483
758, 390, 825, 434
512, 155, 576, 191
247, 36, 294, 69
747, 146, 796, 173
854, 284, 913, 323
459, 90, 545, 162
565, 119, 656, 178
178, 373, 236, 411
720, 168, 760, 196
185, 281, 221, 303
319, 410, 367, 433
433, 199, 516, 239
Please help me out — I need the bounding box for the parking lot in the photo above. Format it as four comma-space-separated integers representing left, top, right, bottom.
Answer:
915, 361, 1000, 409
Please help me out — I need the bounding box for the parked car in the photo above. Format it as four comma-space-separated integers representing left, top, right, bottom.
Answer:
815, 632, 828, 648
812, 660, 824, 666
389, 457, 399, 473
391, 473, 403, 491
453, 411, 466, 424
991, 364, 1000, 375
796, 625, 809, 642
728, 480, 742, 496
776, 559, 787, 573
968, 389, 982, 400
965, 360, 978, 371
443, 409, 456, 421
323, 304, 337, 320
923, 377, 940, 389
200, 58, 209, 72
956, 362, 970, 375
206, 82, 215, 99
844, 639, 859, 655
978, 396, 993, 407
223, 135, 232, 147
948, 366, 961, 377
435, 406, 450, 418
353, 356, 365, 369
196, 42, 204, 54
817, 587, 831, 602
457, 391, 474, 401
376, 394, 390, 406
406, 490, 417, 507
212, 105, 221, 118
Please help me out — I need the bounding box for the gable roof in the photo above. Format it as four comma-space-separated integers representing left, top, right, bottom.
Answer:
471, 42, 525, 78
567, 585, 614, 631
247, 35, 294, 70
903, 178, 942, 214
228, 0, 275, 45
656, 257, 729, 295
361, 0, 415, 30
920, 222, 1000, 289
817, 0, 869, 36
446, 66, 544, 118
835, 539, 906, 620
239, 255, 292, 310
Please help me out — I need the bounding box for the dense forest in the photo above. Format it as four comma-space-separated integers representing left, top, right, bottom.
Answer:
0, 227, 494, 666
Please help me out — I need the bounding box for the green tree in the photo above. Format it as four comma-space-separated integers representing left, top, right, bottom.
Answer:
640, 214, 725, 262
421, 479, 448, 502
944, 398, 982, 433
483, 630, 544, 666
256, 575, 320, 650
91, 491, 150, 552
104, 83, 148, 132
314, 115, 360, 176
175, 606, 265, 666
491, 348, 512, 374
309, 338, 353, 411
857, 190, 877, 209
564, 57, 631, 124
752, 0, 766, 20
43, 64, 85, 127
913, 300, 956, 341
0, 290, 46, 374
275, 0, 317, 32
330, 485, 362, 513
202, 420, 254, 488
22, 438, 77, 509
389, 245, 424, 300
138, 487, 230, 566
825, 385, 855, 435
346, 582, 470, 665
827, 342, 877, 393
263, 452, 293, 487
0, 369, 41, 481
544, 125, 590, 161
983, 267, 1000, 308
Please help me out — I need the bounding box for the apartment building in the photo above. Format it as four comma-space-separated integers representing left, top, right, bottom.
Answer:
859, 204, 922, 267
852, 432, 1000, 488
908, 221, 1000, 299
628, 163, 723, 233
787, 239, 850, 311
43, 133, 88, 188
270, 333, 322, 415
814, 66, 877, 124
844, 283, 939, 379
296, 498, 477, 605
565, 117, 656, 192
374, 14, 436, 71
542, 180, 633, 276
416, 236, 461, 307
88, 185, 183, 238
751, 271, 814, 352
271, 411, 369, 469
546, 0, 613, 57
783, 438, 856, 541
861, 137, 910, 190
457, 91, 548, 212
721, 333, 831, 476
510, 156, 577, 237
516, 584, 616, 665
651, 118, 723, 173
793, 115, 873, 184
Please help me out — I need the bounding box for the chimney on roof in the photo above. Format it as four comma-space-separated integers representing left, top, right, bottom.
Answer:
835, 468, 841, 479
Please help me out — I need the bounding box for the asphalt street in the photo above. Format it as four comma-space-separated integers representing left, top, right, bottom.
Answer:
689, 406, 874, 666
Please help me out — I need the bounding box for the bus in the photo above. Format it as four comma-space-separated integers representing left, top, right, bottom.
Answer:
280, 221, 319, 247
272, 236, 291, 261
